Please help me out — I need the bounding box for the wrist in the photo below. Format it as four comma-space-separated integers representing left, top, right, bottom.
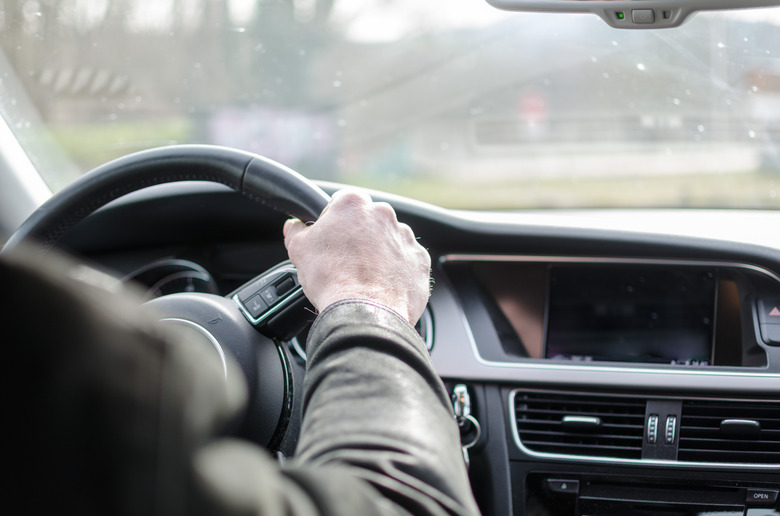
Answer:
316, 286, 412, 325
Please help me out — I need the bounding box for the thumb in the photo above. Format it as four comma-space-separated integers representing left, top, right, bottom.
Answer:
283, 218, 295, 238
283, 218, 306, 250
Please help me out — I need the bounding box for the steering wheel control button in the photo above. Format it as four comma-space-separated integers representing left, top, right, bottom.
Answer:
631, 9, 655, 24
260, 286, 279, 305
276, 277, 296, 297
746, 489, 779, 507
546, 479, 579, 495
236, 275, 274, 302
245, 295, 269, 319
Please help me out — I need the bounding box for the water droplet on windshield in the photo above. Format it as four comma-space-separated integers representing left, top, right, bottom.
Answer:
636, 63, 646, 71
697, 125, 705, 133
333, 80, 341, 88
748, 130, 756, 139
717, 42, 725, 49
672, 98, 680, 105
751, 85, 759, 93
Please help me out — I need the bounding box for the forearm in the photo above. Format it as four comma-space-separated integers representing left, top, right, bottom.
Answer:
291, 300, 479, 516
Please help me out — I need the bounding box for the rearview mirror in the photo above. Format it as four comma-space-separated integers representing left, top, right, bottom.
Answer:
485, 0, 780, 28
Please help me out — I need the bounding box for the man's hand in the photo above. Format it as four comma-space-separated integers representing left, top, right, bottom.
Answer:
283, 189, 431, 325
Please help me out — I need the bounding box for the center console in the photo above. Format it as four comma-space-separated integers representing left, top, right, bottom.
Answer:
441, 255, 780, 516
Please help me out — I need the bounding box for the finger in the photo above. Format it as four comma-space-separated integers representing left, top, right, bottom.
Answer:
374, 202, 399, 223
397, 221, 418, 243
329, 188, 373, 212
283, 218, 307, 249
283, 218, 295, 238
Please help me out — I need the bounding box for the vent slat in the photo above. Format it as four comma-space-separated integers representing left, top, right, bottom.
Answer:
522, 441, 642, 457
513, 392, 645, 460
679, 438, 780, 452
523, 409, 645, 422
678, 450, 780, 464
517, 421, 644, 432
678, 428, 780, 439
519, 430, 644, 442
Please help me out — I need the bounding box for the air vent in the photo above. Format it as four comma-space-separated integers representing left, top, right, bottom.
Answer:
513, 391, 646, 460
679, 399, 780, 464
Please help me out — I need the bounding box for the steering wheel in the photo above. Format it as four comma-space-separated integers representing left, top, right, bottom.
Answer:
2, 144, 331, 451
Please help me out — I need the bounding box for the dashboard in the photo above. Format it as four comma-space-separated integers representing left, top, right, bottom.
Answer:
57, 181, 780, 516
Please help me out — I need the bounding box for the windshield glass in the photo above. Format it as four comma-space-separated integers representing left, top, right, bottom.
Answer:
1, 0, 779, 209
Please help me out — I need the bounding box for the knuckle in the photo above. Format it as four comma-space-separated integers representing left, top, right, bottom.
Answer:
373, 202, 398, 222
333, 188, 372, 208
398, 222, 414, 237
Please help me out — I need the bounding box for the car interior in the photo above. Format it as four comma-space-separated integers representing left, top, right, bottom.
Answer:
2, 0, 780, 515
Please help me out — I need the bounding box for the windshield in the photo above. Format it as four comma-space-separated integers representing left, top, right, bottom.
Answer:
1, 0, 779, 209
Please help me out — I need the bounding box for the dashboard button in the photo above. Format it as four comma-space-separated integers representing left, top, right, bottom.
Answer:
546, 479, 579, 495
757, 299, 780, 325
760, 324, 780, 346
665, 415, 677, 444
632, 9, 655, 24
746, 488, 778, 507
647, 414, 659, 444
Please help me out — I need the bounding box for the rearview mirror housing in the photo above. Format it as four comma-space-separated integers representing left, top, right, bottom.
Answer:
485, 0, 780, 28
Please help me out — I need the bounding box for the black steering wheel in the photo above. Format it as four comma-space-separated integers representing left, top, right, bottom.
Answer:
2, 144, 331, 451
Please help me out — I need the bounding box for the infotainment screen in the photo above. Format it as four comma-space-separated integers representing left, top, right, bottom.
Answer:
545, 266, 717, 365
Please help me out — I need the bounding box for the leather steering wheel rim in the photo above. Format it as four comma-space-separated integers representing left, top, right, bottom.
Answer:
2, 144, 331, 253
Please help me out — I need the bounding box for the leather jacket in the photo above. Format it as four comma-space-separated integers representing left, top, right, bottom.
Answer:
5, 250, 480, 516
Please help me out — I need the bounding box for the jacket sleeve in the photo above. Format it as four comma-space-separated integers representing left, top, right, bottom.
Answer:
194, 299, 480, 516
